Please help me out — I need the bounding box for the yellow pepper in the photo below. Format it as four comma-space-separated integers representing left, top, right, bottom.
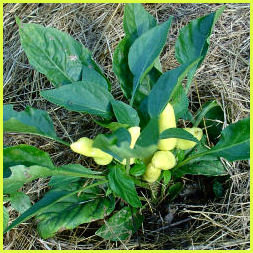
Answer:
143, 163, 161, 183
70, 137, 113, 165
151, 151, 176, 170
157, 103, 177, 151
176, 128, 203, 150
120, 126, 140, 165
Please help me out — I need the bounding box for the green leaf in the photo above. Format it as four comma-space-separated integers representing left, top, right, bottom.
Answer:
170, 84, 189, 120
4, 144, 54, 169
160, 128, 199, 143
123, 3, 157, 43
4, 165, 56, 194
81, 65, 109, 90
96, 206, 143, 241
108, 166, 141, 208
210, 117, 250, 161
111, 100, 140, 127
113, 37, 133, 99
3, 105, 67, 145
10, 192, 31, 214
213, 180, 224, 198
4, 145, 104, 194
40, 81, 113, 119
56, 164, 103, 178
129, 17, 173, 104
175, 7, 225, 91
163, 170, 172, 185
133, 117, 159, 159
173, 159, 227, 178
17, 18, 104, 87
93, 128, 133, 161
3, 206, 9, 231
4, 144, 54, 179
140, 59, 200, 118
37, 193, 114, 239
194, 100, 224, 141
4, 180, 108, 234
130, 161, 146, 177
94, 119, 128, 132
113, 38, 161, 106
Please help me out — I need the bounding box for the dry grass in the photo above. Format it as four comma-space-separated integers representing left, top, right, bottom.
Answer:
3, 3, 250, 250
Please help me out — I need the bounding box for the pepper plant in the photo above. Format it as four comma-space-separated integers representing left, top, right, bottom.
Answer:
3, 4, 250, 241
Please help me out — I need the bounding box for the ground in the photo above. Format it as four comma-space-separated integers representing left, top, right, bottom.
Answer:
3, 3, 250, 250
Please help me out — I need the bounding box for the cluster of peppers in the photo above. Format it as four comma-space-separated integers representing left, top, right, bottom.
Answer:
70, 103, 203, 183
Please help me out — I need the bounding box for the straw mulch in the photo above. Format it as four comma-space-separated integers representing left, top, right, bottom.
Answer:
3, 3, 250, 250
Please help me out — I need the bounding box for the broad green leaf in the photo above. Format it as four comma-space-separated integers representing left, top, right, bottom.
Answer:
3, 105, 67, 145
4, 145, 104, 193
133, 117, 159, 159
160, 128, 199, 143
17, 18, 105, 87
113, 37, 133, 99
173, 159, 227, 178
113, 38, 161, 106
96, 206, 143, 241
4, 165, 56, 194
10, 192, 31, 214
3, 206, 9, 231
111, 100, 140, 127
81, 65, 109, 90
128, 17, 173, 104
93, 128, 133, 161
40, 81, 113, 119
4, 144, 54, 179
4, 180, 107, 233
37, 194, 115, 239
194, 100, 224, 141
175, 7, 225, 91
49, 176, 83, 191
94, 119, 128, 132
170, 84, 189, 120
123, 3, 157, 44
56, 164, 103, 178
130, 161, 146, 177
140, 59, 200, 118
210, 117, 250, 161
108, 166, 141, 208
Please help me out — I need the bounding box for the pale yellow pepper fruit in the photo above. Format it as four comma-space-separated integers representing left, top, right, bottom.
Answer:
151, 150, 176, 170
176, 128, 203, 150
70, 137, 94, 157
158, 103, 177, 151
120, 126, 140, 165
143, 163, 161, 183
70, 137, 113, 165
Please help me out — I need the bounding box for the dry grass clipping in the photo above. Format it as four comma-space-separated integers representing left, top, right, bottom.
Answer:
3, 3, 250, 250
